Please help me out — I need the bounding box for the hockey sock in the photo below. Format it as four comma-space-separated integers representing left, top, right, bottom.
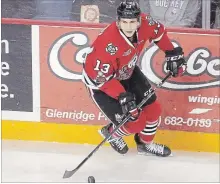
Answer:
110, 124, 131, 138
139, 119, 159, 143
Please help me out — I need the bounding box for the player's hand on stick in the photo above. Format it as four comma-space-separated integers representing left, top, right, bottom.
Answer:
165, 47, 187, 77
118, 92, 139, 121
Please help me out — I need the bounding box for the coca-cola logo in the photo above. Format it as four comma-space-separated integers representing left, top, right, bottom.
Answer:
48, 32, 91, 81
141, 42, 220, 90
48, 32, 220, 90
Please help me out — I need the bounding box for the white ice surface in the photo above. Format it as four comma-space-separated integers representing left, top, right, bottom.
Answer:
1, 140, 220, 183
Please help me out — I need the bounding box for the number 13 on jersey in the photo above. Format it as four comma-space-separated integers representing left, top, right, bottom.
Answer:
94, 60, 110, 74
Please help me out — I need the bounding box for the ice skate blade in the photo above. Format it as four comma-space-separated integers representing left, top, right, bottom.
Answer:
137, 151, 173, 157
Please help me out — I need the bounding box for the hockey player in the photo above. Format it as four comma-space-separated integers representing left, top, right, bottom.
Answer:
82, 0, 187, 156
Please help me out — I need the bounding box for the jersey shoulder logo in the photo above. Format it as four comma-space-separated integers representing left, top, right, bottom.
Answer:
145, 15, 157, 26
106, 43, 118, 55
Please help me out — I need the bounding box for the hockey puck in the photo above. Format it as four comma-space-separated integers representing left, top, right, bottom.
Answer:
88, 176, 95, 183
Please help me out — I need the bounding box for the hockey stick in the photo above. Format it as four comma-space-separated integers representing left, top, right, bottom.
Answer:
63, 72, 172, 179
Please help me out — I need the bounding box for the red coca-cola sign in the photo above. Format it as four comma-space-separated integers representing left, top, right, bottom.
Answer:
40, 25, 220, 133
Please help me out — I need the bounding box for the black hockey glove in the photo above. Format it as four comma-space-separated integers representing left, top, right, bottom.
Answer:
118, 92, 139, 121
165, 47, 187, 77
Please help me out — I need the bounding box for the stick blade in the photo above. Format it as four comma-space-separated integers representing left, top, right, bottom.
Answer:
63, 169, 77, 179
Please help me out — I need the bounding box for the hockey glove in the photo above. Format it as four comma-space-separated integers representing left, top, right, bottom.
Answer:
118, 92, 139, 121
165, 47, 187, 77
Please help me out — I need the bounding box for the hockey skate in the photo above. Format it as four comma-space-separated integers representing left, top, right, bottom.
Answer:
134, 133, 171, 157
99, 124, 129, 155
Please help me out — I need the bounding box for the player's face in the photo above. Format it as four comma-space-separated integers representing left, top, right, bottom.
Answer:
118, 18, 139, 37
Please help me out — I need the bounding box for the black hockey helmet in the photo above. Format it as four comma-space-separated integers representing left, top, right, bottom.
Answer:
117, 0, 141, 20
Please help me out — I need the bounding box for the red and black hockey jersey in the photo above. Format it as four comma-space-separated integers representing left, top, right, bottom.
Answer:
82, 13, 174, 99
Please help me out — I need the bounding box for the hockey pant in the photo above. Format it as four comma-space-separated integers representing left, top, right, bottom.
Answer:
88, 66, 161, 143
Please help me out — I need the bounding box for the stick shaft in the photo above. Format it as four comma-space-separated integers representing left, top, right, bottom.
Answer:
63, 73, 172, 178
